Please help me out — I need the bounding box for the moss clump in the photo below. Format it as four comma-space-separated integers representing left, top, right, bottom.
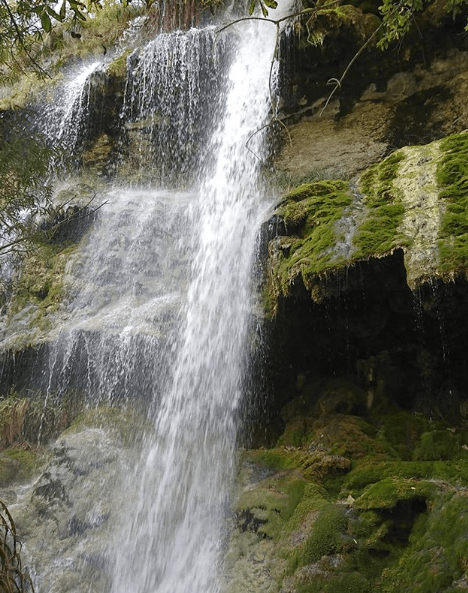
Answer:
343, 459, 468, 496
64, 405, 148, 446
379, 491, 468, 593
235, 474, 309, 540
354, 477, 435, 510
300, 503, 347, 563
10, 241, 78, 319
353, 150, 406, 258
0, 440, 50, 485
375, 410, 432, 460
106, 49, 132, 79
412, 430, 468, 461
272, 180, 352, 293
297, 572, 372, 593
2, 448, 38, 479
437, 132, 468, 274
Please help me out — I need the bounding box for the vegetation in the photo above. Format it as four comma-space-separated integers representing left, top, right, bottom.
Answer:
353, 150, 406, 258
0, 117, 55, 258
437, 132, 468, 274
266, 180, 352, 306
0, 500, 34, 593
238, 385, 468, 593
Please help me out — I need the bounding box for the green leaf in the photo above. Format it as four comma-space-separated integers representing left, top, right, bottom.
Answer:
263, 0, 277, 8
40, 11, 51, 31
59, 0, 66, 19
46, 6, 62, 21
260, 1, 268, 17
248, 0, 256, 15
69, 0, 87, 9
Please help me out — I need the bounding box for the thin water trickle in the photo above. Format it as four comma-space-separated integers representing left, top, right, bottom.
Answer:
43, 61, 104, 153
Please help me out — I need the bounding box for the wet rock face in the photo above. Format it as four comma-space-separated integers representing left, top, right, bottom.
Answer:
260, 252, 468, 432
8, 419, 134, 593
276, 9, 468, 177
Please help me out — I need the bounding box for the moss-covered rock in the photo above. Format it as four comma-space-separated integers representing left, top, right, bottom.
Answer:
353, 150, 406, 258
265, 180, 353, 311
437, 131, 468, 276
233, 384, 468, 593
10, 242, 78, 316
266, 132, 468, 313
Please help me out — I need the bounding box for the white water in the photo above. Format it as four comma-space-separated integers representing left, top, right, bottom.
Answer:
7, 7, 291, 593
111, 15, 286, 592
44, 61, 104, 151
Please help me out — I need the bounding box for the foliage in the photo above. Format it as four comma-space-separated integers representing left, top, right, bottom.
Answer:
0, 0, 93, 77
0, 500, 34, 593
0, 118, 55, 257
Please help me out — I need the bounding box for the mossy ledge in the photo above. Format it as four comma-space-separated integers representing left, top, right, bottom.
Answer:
266, 132, 468, 313
229, 384, 468, 593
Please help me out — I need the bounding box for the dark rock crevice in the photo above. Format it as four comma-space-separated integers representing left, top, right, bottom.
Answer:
259, 249, 468, 435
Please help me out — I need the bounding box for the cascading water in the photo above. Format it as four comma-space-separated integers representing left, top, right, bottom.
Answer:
110, 16, 288, 592
3, 6, 292, 592
43, 61, 105, 154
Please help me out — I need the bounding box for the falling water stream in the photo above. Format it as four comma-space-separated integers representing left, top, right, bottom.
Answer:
5, 6, 292, 592
110, 17, 285, 592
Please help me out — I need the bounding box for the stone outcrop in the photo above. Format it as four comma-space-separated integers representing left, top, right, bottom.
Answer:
233, 10, 468, 592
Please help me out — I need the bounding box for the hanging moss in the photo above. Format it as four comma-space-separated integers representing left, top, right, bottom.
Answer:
437, 132, 468, 275
269, 180, 352, 299
353, 150, 406, 258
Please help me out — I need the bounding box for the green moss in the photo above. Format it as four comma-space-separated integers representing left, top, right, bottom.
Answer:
237, 477, 307, 539
107, 49, 131, 79
354, 477, 436, 510
3, 448, 37, 475
354, 151, 406, 258
301, 503, 347, 562
375, 411, 432, 460
271, 180, 352, 297
244, 447, 304, 471
241, 402, 468, 592
412, 430, 467, 461
10, 241, 78, 319
344, 458, 468, 495
0, 447, 45, 485
64, 405, 147, 446
437, 132, 468, 274
297, 572, 372, 593
379, 491, 468, 592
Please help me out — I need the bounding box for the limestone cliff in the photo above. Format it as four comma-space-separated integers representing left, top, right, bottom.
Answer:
226, 9, 468, 593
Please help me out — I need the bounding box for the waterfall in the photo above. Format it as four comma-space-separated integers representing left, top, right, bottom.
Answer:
3, 6, 292, 592
111, 16, 284, 592
43, 61, 105, 155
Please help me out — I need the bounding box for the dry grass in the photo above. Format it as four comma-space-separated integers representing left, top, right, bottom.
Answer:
0, 500, 34, 593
